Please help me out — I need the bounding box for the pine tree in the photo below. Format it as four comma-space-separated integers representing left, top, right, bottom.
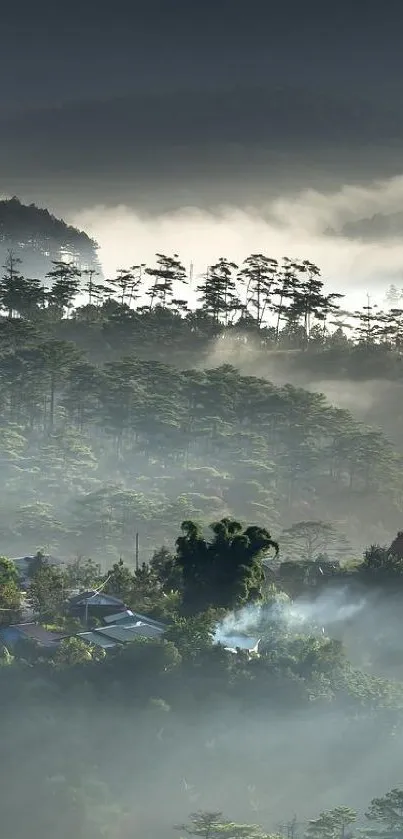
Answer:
146, 253, 187, 309
238, 254, 279, 326
197, 258, 239, 324
46, 260, 81, 316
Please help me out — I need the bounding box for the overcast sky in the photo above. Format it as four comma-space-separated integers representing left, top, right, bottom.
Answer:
2, 1, 403, 208
4, 0, 403, 298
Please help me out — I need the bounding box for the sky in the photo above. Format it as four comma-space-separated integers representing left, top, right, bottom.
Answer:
4, 0, 403, 300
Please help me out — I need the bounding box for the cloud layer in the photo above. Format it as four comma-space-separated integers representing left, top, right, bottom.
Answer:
70, 173, 403, 307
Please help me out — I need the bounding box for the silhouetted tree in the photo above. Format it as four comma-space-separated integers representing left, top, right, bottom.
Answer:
174, 517, 279, 612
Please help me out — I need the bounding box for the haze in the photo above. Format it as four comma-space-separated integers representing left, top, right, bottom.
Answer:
2, 3, 403, 839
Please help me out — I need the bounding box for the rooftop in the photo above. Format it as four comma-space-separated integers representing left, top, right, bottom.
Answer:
0, 623, 64, 646
68, 591, 126, 608
68, 618, 166, 649
103, 610, 166, 630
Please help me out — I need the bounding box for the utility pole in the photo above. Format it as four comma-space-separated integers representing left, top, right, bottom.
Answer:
135, 532, 139, 572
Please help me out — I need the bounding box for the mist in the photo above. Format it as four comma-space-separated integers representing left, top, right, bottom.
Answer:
69, 171, 403, 308
214, 587, 367, 647
5, 579, 403, 839
1, 197, 403, 839
6, 2, 403, 836
5, 691, 403, 839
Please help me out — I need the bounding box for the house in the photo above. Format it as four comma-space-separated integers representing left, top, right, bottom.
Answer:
81, 620, 165, 647
0, 610, 167, 652
103, 609, 167, 629
72, 630, 116, 649
0, 622, 64, 648
61, 615, 166, 650
67, 591, 128, 621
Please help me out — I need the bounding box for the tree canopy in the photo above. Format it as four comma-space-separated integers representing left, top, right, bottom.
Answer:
1, 233, 403, 838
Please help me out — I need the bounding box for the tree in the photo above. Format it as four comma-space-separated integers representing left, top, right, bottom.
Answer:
305, 808, 357, 839
65, 557, 103, 590
37, 339, 82, 430
46, 260, 81, 316
272, 257, 300, 342
145, 253, 187, 309
150, 546, 183, 593
176, 811, 275, 839
281, 521, 348, 563
197, 258, 239, 324
0, 556, 19, 586
388, 531, 403, 559
0, 556, 21, 625
174, 517, 279, 613
366, 789, 403, 839
28, 562, 66, 620
165, 612, 215, 660
0, 196, 101, 277
282, 260, 341, 347
103, 559, 134, 602
238, 254, 279, 326
129, 562, 167, 615
385, 284, 403, 307
361, 543, 403, 579
107, 264, 144, 307
353, 296, 381, 346
0, 251, 43, 319
52, 636, 101, 667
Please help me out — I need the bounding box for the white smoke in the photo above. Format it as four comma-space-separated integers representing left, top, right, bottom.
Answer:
214, 588, 366, 647
286, 588, 367, 630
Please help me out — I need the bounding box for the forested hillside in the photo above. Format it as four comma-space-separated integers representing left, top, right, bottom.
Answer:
0, 250, 401, 559
1, 244, 403, 838
2, 517, 403, 839
0, 196, 101, 277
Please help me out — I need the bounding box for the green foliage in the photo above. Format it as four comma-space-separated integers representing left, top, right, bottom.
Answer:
0, 305, 400, 561
6, 225, 403, 839
0, 555, 19, 586
176, 811, 276, 839
366, 789, 403, 838
28, 561, 66, 620
0, 556, 21, 625
103, 558, 134, 602
150, 546, 183, 592
281, 521, 350, 563
52, 636, 96, 667
305, 808, 357, 839
165, 612, 215, 660
174, 517, 278, 613
64, 556, 102, 590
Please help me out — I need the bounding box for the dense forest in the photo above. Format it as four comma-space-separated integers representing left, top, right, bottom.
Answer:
0, 248, 402, 560
0, 197, 101, 277
2, 516, 403, 839
1, 239, 403, 837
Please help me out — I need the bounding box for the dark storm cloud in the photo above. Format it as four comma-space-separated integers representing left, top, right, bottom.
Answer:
2, 0, 403, 208
2, 87, 403, 172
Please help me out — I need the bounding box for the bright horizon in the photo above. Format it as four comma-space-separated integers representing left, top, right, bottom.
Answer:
68, 172, 403, 312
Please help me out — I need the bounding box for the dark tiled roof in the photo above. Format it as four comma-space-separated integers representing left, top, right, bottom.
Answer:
103, 610, 166, 629
77, 631, 116, 649
68, 591, 126, 608
95, 622, 165, 643
62, 618, 166, 648
7, 623, 63, 646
